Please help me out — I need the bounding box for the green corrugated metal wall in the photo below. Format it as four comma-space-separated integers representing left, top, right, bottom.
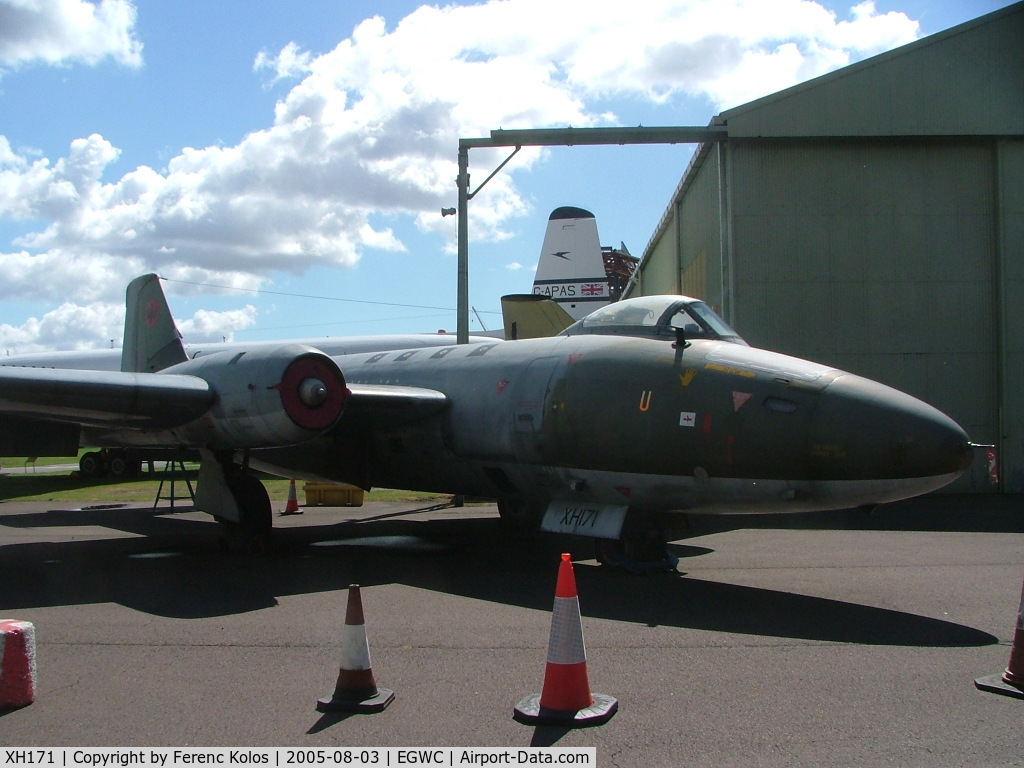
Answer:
634, 4, 1024, 492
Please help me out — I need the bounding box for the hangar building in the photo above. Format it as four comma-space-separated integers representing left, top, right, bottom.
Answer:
627, 3, 1024, 493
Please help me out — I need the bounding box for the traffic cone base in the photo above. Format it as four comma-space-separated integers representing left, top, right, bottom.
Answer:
513, 692, 618, 727
975, 571, 1024, 701
974, 674, 1024, 700
317, 686, 395, 713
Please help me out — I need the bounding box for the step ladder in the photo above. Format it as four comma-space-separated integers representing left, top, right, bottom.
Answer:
153, 460, 196, 511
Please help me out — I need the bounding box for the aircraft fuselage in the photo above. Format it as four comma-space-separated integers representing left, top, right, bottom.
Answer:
251, 332, 971, 518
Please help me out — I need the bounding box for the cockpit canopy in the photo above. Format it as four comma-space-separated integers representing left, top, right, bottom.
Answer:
560, 295, 747, 345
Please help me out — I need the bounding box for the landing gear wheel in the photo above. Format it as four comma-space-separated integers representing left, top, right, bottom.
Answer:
496, 496, 542, 530
593, 525, 679, 574
593, 538, 621, 566
221, 473, 273, 554
627, 526, 671, 563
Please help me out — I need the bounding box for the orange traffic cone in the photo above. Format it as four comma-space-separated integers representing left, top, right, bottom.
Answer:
280, 479, 303, 515
316, 585, 394, 713
975, 569, 1024, 700
0, 620, 36, 709
514, 553, 617, 726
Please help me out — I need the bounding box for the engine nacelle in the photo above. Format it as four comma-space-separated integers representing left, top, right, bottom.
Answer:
163, 344, 348, 449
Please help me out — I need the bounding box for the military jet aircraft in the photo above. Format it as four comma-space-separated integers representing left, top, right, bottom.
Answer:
0, 274, 972, 563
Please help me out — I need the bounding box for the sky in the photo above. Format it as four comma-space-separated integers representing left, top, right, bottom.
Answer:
0, 0, 1015, 352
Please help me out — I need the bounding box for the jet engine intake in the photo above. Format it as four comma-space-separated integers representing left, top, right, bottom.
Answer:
164, 344, 348, 449
275, 353, 349, 430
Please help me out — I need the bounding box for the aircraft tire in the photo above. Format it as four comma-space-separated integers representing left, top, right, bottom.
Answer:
79, 451, 105, 478
222, 473, 273, 554
496, 495, 542, 529
594, 523, 677, 574
593, 537, 620, 566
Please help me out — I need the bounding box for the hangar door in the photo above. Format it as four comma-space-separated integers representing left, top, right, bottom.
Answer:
728, 138, 998, 492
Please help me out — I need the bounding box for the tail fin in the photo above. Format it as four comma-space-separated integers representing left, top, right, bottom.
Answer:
500, 294, 576, 340
121, 274, 188, 373
532, 206, 640, 322
531, 207, 606, 321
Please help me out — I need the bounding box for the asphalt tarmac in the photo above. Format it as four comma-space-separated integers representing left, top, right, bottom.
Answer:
0, 494, 1022, 766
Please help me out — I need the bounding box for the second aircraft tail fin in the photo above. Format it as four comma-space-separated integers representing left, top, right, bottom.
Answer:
530, 206, 610, 322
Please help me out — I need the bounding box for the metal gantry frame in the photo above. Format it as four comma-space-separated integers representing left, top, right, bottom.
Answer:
453, 126, 728, 343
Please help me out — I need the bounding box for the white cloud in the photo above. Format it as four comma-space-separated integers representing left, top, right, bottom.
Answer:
0, 0, 921, 349
0, 0, 143, 70
0, 135, 25, 168
177, 304, 258, 344
254, 41, 312, 86
0, 298, 258, 353
0, 249, 145, 304
0, 300, 123, 352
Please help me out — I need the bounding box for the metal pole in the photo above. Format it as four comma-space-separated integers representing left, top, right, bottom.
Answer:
490, 126, 726, 147
457, 146, 470, 344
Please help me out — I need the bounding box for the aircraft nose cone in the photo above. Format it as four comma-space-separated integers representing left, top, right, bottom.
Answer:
815, 374, 972, 485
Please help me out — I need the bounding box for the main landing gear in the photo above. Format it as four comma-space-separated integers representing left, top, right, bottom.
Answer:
593, 518, 680, 574
220, 470, 273, 554
499, 493, 680, 574
496, 495, 544, 529
196, 451, 274, 554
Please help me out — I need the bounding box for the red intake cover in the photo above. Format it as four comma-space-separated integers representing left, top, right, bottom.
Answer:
275, 354, 348, 430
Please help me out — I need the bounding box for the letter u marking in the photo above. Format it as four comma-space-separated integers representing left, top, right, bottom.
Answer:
639, 390, 653, 412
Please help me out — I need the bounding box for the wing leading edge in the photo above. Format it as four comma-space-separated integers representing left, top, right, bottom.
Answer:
0, 357, 449, 440
0, 366, 214, 429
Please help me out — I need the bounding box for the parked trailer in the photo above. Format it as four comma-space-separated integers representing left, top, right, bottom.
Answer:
78, 447, 200, 478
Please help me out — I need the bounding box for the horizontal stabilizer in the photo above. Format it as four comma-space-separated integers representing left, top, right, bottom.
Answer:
0, 366, 214, 429
501, 294, 576, 339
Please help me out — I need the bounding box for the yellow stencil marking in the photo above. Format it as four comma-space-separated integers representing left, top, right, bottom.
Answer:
679, 369, 697, 387
705, 362, 756, 378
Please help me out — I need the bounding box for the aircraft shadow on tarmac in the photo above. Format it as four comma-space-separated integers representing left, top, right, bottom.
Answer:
683, 494, 1024, 536
0, 501, 1001, 648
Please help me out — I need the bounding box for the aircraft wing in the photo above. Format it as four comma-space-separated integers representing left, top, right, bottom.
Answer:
0, 365, 214, 429
0, 360, 447, 443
